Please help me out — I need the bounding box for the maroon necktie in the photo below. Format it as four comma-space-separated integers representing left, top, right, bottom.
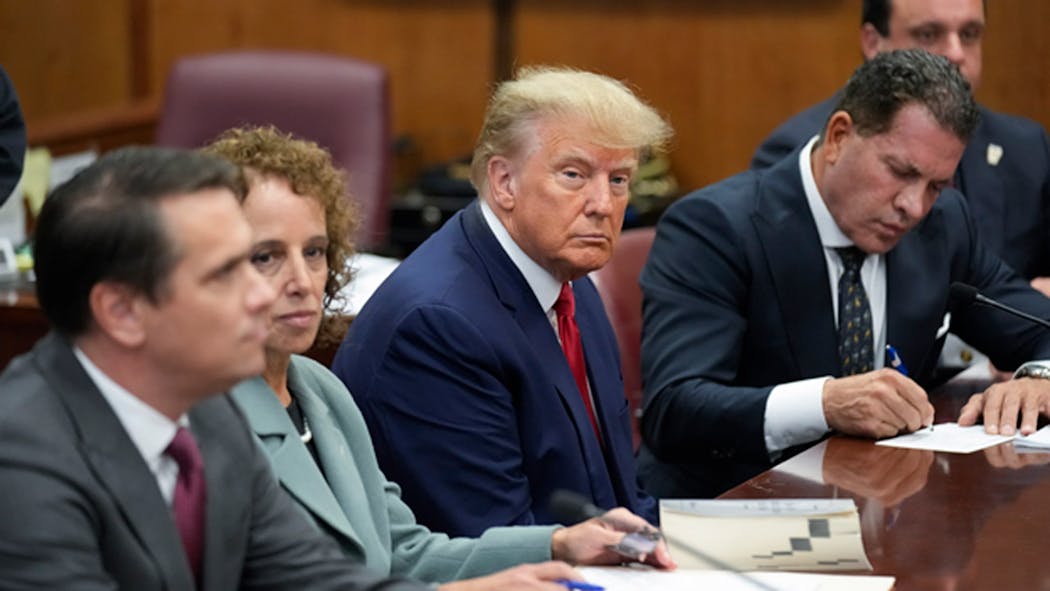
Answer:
554, 283, 602, 442
166, 426, 206, 584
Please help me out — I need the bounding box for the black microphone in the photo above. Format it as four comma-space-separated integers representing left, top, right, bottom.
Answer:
548, 490, 782, 591
949, 282, 1050, 330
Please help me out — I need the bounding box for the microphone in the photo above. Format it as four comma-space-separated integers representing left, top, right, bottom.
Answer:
949, 282, 1050, 330
548, 490, 782, 591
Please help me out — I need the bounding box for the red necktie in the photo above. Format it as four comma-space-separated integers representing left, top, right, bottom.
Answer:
554, 283, 602, 442
166, 426, 206, 584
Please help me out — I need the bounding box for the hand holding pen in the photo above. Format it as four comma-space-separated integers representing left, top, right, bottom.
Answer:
886, 344, 934, 431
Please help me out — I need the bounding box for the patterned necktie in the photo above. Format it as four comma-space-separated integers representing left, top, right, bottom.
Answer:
166, 426, 206, 584
836, 246, 874, 375
553, 283, 602, 442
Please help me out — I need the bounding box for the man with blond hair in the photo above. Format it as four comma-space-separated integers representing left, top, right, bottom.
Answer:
334, 67, 673, 538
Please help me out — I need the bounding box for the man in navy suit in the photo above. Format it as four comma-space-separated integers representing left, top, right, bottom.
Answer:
752, 0, 1050, 292
334, 67, 673, 537
639, 50, 1050, 499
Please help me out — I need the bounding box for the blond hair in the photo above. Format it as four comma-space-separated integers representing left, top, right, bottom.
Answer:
469, 66, 673, 193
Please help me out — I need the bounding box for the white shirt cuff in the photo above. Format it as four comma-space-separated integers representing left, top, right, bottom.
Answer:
764, 376, 832, 457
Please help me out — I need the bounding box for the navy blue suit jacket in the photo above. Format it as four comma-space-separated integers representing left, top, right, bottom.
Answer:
333, 201, 656, 537
638, 150, 1050, 499
0, 66, 25, 206
751, 94, 1050, 279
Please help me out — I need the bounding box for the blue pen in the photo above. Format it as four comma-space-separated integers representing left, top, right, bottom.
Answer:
556, 580, 605, 591
887, 344, 933, 431
885, 344, 909, 376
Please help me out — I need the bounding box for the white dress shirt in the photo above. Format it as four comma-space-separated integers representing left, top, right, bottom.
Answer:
479, 200, 602, 430
73, 347, 186, 506
763, 136, 888, 455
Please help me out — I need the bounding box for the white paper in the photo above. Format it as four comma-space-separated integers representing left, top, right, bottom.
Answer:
1012, 425, 1050, 449
876, 422, 1013, 453
659, 499, 872, 572
578, 567, 894, 591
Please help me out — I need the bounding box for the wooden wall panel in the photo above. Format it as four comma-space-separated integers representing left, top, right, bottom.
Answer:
147, 0, 494, 168
5, 0, 1049, 193
0, 0, 133, 122
515, 0, 1050, 192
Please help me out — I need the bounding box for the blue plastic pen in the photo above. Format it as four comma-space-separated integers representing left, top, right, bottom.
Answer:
885, 344, 909, 376
556, 580, 605, 591
886, 344, 933, 431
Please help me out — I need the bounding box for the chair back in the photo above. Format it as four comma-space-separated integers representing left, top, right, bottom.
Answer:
156, 50, 391, 250
591, 226, 656, 449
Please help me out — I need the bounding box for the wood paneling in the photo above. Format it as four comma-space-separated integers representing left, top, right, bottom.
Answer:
146, 0, 493, 168
5, 1, 1049, 193
0, 0, 133, 122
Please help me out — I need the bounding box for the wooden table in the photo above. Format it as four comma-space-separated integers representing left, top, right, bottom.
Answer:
720, 377, 1050, 589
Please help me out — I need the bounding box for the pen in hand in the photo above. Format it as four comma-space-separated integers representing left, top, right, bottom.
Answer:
886, 344, 933, 431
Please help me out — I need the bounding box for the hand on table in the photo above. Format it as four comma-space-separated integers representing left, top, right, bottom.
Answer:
437, 561, 582, 591
958, 378, 1050, 436
551, 507, 676, 570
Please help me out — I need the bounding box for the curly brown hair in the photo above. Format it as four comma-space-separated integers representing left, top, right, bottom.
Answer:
203, 125, 359, 346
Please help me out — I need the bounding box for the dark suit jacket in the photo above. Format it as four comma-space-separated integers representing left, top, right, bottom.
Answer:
333, 200, 656, 537
0, 333, 426, 591
638, 150, 1050, 499
0, 65, 25, 206
751, 94, 1050, 279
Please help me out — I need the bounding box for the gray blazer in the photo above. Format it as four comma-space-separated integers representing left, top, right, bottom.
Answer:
0, 333, 427, 591
230, 355, 555, 584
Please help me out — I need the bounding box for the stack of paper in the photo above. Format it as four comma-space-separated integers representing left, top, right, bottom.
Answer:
659, 499, 872, 572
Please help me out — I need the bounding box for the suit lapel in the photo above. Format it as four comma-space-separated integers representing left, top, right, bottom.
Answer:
460, 203, 614, 502
229, 380, 362, 551
751, 160, 840, 378
956, 111, 1005, 254
36, 334, 193, 589
884, 208, 950, 381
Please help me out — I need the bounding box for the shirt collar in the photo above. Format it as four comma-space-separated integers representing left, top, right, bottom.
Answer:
479, 199, 564, 313
72, 347, 185, 465
799, 135, 854, 249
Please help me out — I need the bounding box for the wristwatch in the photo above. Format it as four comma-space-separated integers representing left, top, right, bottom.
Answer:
1013, 361, 1050, 380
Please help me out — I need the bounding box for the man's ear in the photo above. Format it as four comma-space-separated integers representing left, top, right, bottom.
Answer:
88, 282, 147, 348
822, 111, 855, 166
860, 23, 884, 61
487, 155, 518, 212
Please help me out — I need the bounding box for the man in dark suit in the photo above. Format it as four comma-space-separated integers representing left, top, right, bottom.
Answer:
752, 0, 1050, 290
0, 147, 434, 589
334, 67, 673, 538
0, 65, 25, 206
638, 50, 1050, 499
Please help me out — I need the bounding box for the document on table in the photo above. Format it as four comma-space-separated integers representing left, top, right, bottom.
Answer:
876, 422, 1050, 453
578, 567, 895, 591
659, 499, 872, 571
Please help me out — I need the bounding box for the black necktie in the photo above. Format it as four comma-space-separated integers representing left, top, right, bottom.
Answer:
836, 246, 874, 375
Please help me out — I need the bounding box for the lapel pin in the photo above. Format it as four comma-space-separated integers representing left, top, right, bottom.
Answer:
987, 143, 1003, 166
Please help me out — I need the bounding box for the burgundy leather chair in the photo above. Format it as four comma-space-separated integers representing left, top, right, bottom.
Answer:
156, 50, 391, 251
591, 226, 656, 450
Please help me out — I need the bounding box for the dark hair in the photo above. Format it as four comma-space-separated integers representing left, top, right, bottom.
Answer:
203, 126, 359, 347
862, 0, 893, 36
831, 48, 979, 141
34, 146, 246, 336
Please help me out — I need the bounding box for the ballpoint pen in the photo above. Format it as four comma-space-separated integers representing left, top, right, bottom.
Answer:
885, 344, 909, 377
556, 580, 605, 591
886, 344, 933, 431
